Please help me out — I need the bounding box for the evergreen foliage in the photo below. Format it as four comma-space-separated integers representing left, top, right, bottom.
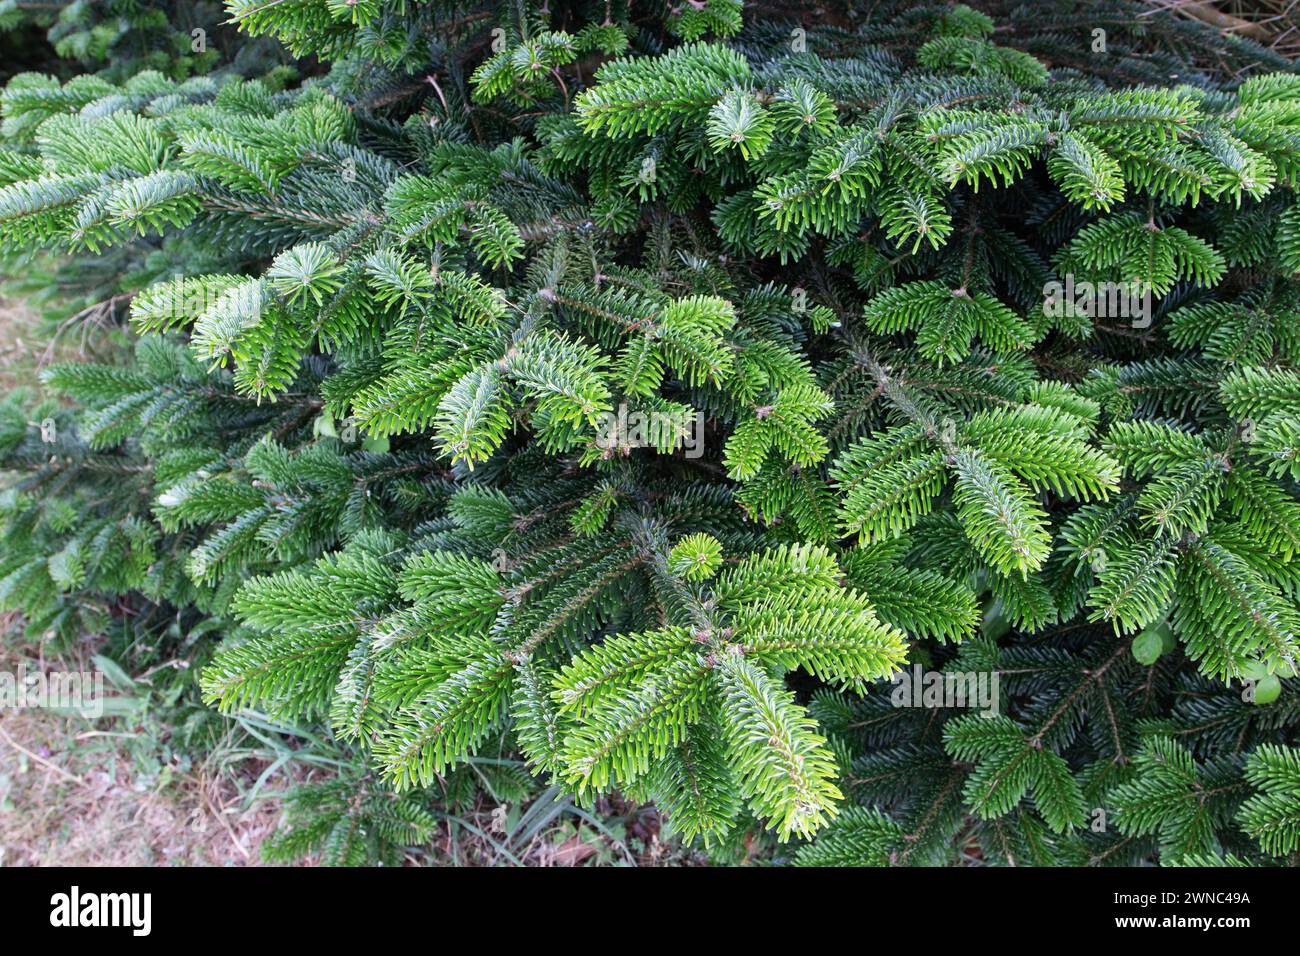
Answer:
2, 0, 1299, 865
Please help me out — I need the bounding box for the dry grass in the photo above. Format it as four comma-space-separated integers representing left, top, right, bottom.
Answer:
0, 288, 113, 392
0, 635, 293, 866
0, 711, 286, 866
0, 295, 47, 392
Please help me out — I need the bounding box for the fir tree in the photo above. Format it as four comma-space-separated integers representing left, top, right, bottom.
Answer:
1, 0, 1299, 864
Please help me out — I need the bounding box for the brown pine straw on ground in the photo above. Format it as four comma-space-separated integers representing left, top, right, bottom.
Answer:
1146, 0, 1300, 57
